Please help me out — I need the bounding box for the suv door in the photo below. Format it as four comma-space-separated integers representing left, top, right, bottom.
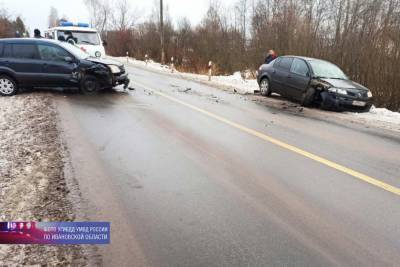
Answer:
272, 57, 293, 96
0, 42, 5, 68
37, 44, 78, 87
4, 43, 43, 86
287, 58, 311, 100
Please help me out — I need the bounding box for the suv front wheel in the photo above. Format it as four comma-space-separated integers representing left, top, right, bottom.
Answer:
0, 75, 18, 96
80, 75, 99, 95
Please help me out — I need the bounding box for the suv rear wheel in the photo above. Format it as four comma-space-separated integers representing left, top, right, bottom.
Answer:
0, 75, 18, 96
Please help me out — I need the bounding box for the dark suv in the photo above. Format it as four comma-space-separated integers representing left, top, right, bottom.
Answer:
0, 38, 129, 96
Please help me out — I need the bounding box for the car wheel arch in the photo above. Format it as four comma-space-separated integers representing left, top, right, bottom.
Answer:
0, 70, 18, 85
260, 74, 271, 82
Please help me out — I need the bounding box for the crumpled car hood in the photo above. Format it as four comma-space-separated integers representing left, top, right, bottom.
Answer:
320, 78, 368, 91
87, 57, 123, 67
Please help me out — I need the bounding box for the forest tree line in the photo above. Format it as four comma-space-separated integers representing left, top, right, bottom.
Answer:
84, 0, 399, 110
0, 8, 28, 38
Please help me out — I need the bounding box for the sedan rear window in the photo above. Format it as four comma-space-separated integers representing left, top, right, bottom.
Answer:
0, 43, 3, 57
291, 58, 309, 76
276, 57, 293, 71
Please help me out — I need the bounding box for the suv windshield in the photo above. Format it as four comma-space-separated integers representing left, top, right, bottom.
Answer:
57, 31, 100, 45
59, 42, 90, 60
308, 60, 348, 80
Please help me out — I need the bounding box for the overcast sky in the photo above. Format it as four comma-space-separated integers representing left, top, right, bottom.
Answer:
1, 0, 236, 34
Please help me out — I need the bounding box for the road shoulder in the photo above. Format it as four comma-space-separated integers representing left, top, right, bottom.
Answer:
0, 93, 87, 265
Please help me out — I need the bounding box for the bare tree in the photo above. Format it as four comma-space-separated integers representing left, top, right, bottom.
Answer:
83, 0, 110, 35
110, 0, 139, 31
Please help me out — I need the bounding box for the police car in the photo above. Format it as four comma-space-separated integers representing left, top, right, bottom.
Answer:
44, 22, 106, 58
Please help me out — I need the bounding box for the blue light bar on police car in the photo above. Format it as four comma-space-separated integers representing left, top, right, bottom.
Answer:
77, 23, 90, 27
59, 22, 90, 28
60, 22, 73, 27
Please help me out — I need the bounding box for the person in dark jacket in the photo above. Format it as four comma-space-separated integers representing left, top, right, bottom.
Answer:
64, 31, 77, 45
34, 29, 42, 38
264, 49, 277, 64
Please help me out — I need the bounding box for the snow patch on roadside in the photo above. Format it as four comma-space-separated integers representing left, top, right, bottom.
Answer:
113, 57, 257, 94
346, 106, 400, 131
350, 106, 400, 124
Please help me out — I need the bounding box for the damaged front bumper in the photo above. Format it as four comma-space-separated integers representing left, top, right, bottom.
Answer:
114, 73, 130, 89
320, 91, 373, 112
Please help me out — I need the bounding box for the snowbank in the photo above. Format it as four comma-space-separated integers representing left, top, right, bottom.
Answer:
348, 106, 400, 128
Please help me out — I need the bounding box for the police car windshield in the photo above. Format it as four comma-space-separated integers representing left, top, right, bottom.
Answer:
57, 31, 100, 45
59, 42, 90, 60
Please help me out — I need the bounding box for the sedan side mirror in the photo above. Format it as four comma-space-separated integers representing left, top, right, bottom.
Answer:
103, 40, 108, 46
64, 56, 74, 63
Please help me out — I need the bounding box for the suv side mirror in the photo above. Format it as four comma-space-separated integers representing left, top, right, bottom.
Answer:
102, 40, 108, 46
64, 56, 74, 63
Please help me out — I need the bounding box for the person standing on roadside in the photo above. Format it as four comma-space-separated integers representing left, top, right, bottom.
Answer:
264, 49, 277, 64
34, 29, 42, 38
64, 31, 76, 45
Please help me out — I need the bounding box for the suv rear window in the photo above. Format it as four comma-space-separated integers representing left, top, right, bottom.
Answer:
12, 44, 39, 59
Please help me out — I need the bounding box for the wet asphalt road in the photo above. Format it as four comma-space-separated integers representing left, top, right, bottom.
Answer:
56, 65, 400, 266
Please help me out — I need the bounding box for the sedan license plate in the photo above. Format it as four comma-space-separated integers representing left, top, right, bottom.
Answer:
352, 101, 366, 107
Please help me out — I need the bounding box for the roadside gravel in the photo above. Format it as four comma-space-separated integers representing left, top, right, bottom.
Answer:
0, 93, 87, 265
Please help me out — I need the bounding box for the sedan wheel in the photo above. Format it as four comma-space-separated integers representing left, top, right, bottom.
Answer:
260, 78, 271, 97
0, 76, 17, 96
301, 87, 316, 107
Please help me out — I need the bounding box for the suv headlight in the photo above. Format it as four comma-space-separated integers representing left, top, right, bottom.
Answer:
328, 88, 348, 95
109, 65, 121, 74
367, 91, 373, 98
